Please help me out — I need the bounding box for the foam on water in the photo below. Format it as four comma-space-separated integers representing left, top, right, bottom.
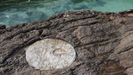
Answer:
0, 0, 133, 26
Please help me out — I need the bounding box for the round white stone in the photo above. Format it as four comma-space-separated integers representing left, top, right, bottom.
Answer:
26, 39, 76, 70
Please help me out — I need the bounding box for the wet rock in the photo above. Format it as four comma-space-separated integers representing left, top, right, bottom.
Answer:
0, 10, 133, 75
0, 25, 6, 29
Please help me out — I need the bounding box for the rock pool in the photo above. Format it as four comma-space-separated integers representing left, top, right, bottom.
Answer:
0, 0, 133, 26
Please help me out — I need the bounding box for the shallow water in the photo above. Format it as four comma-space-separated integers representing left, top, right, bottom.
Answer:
0, 0, 133, 26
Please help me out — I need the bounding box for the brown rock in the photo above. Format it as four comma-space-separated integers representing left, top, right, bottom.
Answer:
0, 10, 133, 75
126, 67, 133, 75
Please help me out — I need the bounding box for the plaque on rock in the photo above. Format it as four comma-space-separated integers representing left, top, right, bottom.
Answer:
26, 39, 76, 70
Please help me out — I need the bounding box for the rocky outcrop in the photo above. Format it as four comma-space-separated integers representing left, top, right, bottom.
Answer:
0, 10, 133, 75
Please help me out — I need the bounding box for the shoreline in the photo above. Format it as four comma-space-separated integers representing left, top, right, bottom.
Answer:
0, 9, 133, 28
0, 9, 133, 75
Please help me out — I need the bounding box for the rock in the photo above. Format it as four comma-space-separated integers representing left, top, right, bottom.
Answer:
0, 25, 6, 29
127, 13, 133, 17
0, 10, 133, 75
126, 67, 133, 75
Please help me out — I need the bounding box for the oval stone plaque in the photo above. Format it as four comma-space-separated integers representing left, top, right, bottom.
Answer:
26, 39, 76, 70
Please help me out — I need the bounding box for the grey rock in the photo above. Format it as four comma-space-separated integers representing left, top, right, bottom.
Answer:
0, 10, 133, 75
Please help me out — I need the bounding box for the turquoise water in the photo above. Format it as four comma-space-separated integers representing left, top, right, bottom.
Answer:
0, 0, 133, 26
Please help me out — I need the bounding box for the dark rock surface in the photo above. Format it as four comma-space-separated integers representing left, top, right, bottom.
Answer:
0, 10, 133, 75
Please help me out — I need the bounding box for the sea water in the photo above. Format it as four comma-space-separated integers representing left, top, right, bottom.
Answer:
0, 0, 133, 26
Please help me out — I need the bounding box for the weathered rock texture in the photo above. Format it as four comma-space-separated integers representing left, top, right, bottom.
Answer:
0, 10, 133, 75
